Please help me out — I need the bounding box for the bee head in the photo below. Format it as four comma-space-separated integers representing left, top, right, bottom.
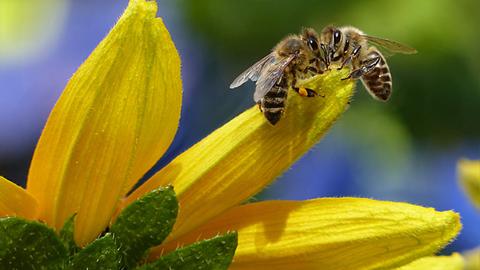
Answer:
301, 28, 320, 53
321, 26, 342, 50
275, 36, 306, 57
320, 25, 344, 63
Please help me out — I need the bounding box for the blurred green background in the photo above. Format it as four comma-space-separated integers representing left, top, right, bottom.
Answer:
181, 0, 480, 141
1, 0, 479, 254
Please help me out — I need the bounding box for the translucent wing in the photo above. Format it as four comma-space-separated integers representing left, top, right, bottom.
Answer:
253, 54, 295, 102
363, 35, 417, 55
229, 53, 276, 89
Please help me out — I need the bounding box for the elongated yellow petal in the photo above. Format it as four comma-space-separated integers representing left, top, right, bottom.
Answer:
26, 0, 181, 246
151, 198, 461, 270
395, 253, 464, 270
0, 176, 38, 219
458, 159, 480, 208
122, 68, 355, 242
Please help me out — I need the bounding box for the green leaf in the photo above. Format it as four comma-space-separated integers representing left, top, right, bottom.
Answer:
111, 186, 178, 268
138, 232, 238, 270
0, 217, 67, 270
59, 214, 79, 256
68, 233, 119, 270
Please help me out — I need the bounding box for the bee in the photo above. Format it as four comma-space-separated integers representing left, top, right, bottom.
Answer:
320, 25, 417, 101
230, 28, 326, 125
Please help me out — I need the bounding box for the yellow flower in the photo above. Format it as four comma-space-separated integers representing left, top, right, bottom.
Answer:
0, 0, 461, 269
458, 159, 480, 209
457, 161, 480, 270
463, 248, 480, 270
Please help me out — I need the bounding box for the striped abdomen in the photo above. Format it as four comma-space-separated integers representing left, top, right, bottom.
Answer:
360, 49, 392, 101
260, 84, 288, 125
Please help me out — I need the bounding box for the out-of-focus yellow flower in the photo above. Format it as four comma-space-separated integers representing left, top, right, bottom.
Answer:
0, 0, 69, 65
464, 248, 480, 270
395, 253, 465, 270
458, 159, 480, 209
456, 160, 480, 270
0, 0, 462, 268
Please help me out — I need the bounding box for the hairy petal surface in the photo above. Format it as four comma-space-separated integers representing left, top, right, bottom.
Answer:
27, 0, 181, 246
123, 69, 355, 242
152, 198, 461, 270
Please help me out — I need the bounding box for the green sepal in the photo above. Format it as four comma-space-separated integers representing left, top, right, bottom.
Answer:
0, 217, 67, 270
138, 232, 238, 270
59, 214, 79, 256
111, 185, 178, 268
68, 233, 119, 270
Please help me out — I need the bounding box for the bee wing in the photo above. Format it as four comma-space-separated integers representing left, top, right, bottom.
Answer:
229, 53, 276, 89
363, 35, 417, 55
253, 54, 295, 102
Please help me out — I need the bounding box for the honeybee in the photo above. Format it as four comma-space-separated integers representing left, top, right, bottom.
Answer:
320, 26, 417, 101
230, 28, 326, 125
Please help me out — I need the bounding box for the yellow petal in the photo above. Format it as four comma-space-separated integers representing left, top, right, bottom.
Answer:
122, 68, 355, 241
464, 248, 480, 270
26, 0, 181, 246
0, 176, 38, 219
151, 198, 461, 270
458, 159, 480, 208
395, 253, 465, 270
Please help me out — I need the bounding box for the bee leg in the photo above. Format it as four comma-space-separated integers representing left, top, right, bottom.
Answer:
303, 66, 319, 75
341, 68, 364, 80
257, 102, 263, 112
337, 57, 351, 70
292, 73, 320, 97
304, 88, 319, 97
312, 54, 326, 73
342, 54, 380, 80
337, 45, 361, 70
308, 88, 325, 98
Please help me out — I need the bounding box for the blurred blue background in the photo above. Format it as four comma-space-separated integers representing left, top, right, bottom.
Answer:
1, 0, 479, 253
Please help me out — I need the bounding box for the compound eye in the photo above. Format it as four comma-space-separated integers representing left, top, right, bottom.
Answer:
308, 38, 318, 51
333, 30, 342, 45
